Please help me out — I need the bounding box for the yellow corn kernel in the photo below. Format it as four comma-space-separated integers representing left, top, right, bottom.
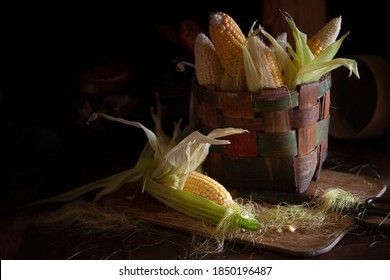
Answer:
209, 11, 246, 88
262, 45, 284, 87
307, 16, 342, 56
183, 171, 233, 207
194, 32, 224, 87
245, 31, 284, 89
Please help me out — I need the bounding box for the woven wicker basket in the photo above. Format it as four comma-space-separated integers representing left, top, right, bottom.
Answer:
191, 73, 331, 194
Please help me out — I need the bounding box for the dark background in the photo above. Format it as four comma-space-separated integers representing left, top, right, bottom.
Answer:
1, 0, 387, 122
1, 0, 387, 127
0, 0, 388, 208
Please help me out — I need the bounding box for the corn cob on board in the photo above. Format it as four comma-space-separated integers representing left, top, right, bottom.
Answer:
100, 169, 386, 257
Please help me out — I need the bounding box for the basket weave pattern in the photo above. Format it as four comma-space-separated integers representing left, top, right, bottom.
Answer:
192, 74, 331, 193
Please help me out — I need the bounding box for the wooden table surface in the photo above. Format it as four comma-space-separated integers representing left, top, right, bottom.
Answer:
1, 134, 389, 260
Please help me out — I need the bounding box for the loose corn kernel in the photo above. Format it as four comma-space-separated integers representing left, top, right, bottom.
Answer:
194, 32, 224, 87
183, 171, 233, 207
209, 11, 246, 88
307, 16, 342, 56
285, 225, 296, 232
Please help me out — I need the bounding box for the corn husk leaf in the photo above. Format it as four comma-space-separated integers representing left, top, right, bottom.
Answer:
145, 177, 261, 231
220, 71, 241, 91
259, 26, 297, 88
273, 10, 360, 87
312, 32, 349, 64
28, 107, 261, 233
243, 21, 264, 92
245, 21, 284, 90
275, 32, 287, 44
243, 43, 263, 92
283, 11, 314, 67
296, 32, 360, 84
297, 57, 359, 84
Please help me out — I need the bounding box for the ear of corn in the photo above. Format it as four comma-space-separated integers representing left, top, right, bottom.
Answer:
273, 11, 358, 87
183, 171, 233, 207
209, 11, 246, 89
307, 16, 342, 56
193, 11, 356, 90
29, 110, 262, 233
296, 32, 360, 83
243, 23, 284, 92
260, 26, 298, 89
145, 174, 261, 232
194, 32, 224, 87
261, 44, 284, 87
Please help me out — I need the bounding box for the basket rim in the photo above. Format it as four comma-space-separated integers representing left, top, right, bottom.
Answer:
192, 72, 331, 98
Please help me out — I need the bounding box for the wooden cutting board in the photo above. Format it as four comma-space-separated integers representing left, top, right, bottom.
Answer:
102, 170, 386, 257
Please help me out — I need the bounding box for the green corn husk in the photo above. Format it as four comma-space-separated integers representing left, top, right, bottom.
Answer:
260, 11, 359, 89
219, 71, 241, 91
144, 177, 261, 232
28, 108, 262, 234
